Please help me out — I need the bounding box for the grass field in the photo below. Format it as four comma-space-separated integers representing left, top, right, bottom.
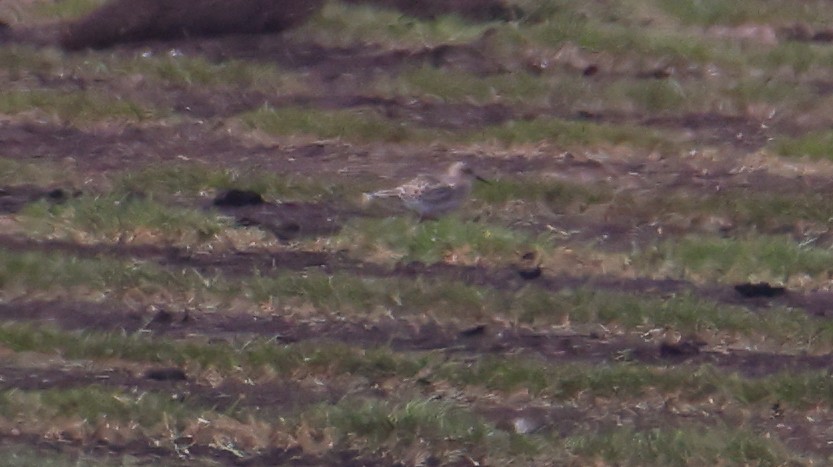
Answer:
2, 0, 833, 464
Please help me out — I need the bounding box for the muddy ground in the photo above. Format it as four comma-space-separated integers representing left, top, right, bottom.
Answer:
2, 0, 833, 464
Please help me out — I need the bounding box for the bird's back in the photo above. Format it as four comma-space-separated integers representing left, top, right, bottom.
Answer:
404, 181, 470, 216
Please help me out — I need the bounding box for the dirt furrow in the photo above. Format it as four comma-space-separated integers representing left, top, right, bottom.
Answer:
0, 299, 830, 377
3, 231, 832, 318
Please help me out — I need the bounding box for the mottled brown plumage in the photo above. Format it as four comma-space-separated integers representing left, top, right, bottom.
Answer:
363, 162, 486, 218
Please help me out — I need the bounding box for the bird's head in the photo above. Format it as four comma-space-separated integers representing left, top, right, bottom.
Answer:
449, 161, 489, 183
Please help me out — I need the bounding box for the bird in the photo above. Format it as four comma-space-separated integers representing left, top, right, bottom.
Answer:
362, 161, 488, 218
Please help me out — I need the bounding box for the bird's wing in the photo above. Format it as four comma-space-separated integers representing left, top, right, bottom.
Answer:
416, 185, 458, 205
395, 174, 437, 195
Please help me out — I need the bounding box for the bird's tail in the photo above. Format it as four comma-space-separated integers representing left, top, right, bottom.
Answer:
362, 189, 398, 205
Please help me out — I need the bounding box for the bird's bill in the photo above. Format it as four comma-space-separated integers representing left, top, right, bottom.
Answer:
475, 175, 491, 184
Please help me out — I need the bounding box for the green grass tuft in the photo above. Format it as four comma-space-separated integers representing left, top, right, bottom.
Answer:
241, 105, 418, 142
774, 130, 833, 160
337, 216, 534, 263
0, 385, 190, 427
567, 426, 791, 465
474, 177, 611, 205
394, 66, 550, 103
293, 1, 494, 48
0, 158, 80, 187
115, 163, 335, 200
0, 89, 155, 123
638, 234, 833, 282
466, 116, 677, 150
656, 0, 832, 27
32, 0, 107, 20
21, 194, 228, 242
325, 398, 493, 446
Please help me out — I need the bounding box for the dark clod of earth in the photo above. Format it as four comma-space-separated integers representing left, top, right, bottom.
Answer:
150, 309, 175, 325
659, 340, 703, 359
60, 0, 324, 50
582, 64, 599, 77
734, 282, 787, 298
0, 185, 80, 214
269, 221, 302, 240
46, 188, 66, 201
213, 188, 266, 207
51, 0, 519, 51
516, 251, 542, 280
149, 309, 190, 327
144, 368, 188, 382
458, 324, 487, 338
771, 402, 784, 419
517, 264, 542, 280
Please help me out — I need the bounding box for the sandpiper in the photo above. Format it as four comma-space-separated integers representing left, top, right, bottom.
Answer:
363, 161, 487, 218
